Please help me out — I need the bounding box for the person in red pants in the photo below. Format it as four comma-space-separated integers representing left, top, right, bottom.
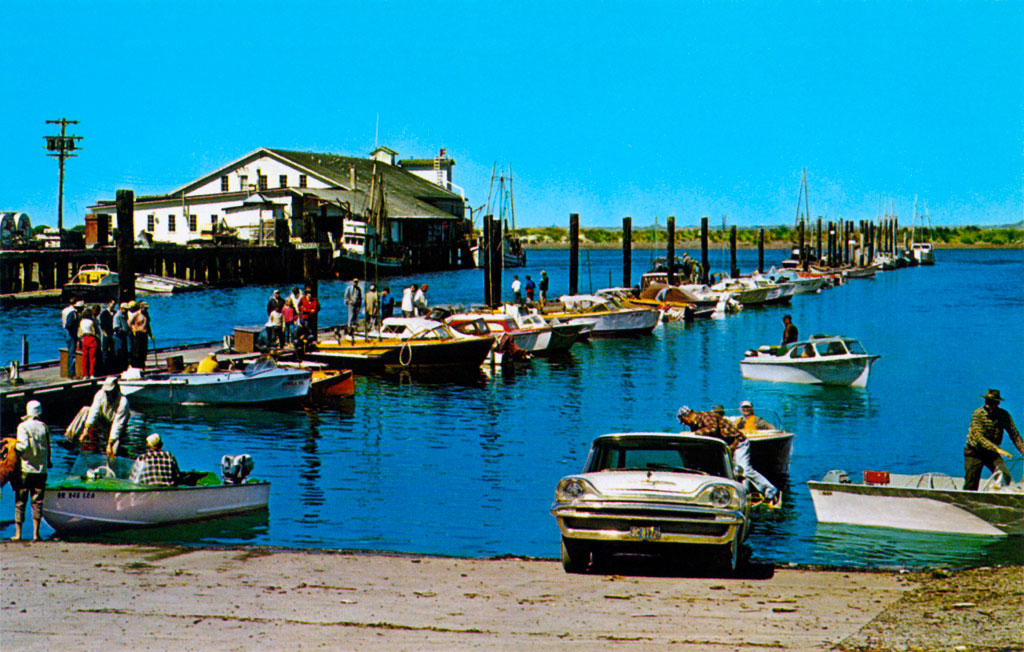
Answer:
78, 305, 101, 377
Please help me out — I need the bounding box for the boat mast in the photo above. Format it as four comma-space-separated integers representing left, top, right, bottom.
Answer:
509, 166, 516, 234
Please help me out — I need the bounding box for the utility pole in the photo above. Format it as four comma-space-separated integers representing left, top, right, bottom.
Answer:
44, 118, 83, 246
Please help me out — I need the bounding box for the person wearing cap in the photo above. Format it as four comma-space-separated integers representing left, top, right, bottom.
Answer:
61, 296, 83, 378
344, 278, 363, 333
82, 376, 131, 457
964, 389, 1022, 490
298, 287, 321, 338
735, 401, 775, 433
266, 289, 285, 316
539, 271, 550, 304
129, 434, 179, 486
11, 401, 51, 541
128, 301, 153, 368
677, 405, 781, 507
112, 301, 131, 372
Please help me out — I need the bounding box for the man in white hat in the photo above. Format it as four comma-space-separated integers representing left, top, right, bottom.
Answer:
735, 400, 776, 432
964, 389, 1022, 490
61, 297, 84, 378
11, 400, 51, 541
83, 376, 131, 457
129, 433, 179, 486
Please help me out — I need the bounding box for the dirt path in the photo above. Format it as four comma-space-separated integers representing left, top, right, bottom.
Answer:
2, 543, 1019, 651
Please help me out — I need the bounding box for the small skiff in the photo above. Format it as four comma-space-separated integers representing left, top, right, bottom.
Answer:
808, 469, 1023, 536
119, 359, 311, 405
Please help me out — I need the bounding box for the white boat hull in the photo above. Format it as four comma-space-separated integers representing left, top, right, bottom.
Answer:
746, 431, 794, 477
740, 356, 877, 387
808, 481, 1023, 536
120, 368, 311, 405
569, 309, 659, 337
43, 482, 270, 534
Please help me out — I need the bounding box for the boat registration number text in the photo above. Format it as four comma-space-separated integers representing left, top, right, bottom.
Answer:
56, 491, 96, 499
630, 526, 661, 541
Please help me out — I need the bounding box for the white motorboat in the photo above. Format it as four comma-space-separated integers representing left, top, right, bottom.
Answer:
446, 311, 581, 355
767, 268, 826, 294
544, 295, 659, 337
740, 335, 880, 387
42, 455, 270, 535
808, 469, 1024, 536
718, 408, 795, 477
911, 243, 935, 266
119, 359, 311, 405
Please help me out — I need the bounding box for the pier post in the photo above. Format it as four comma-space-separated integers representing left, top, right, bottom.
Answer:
868, 222, 875, 263
700, 217, 709, 284
758, 229, 764, 273
798, 220, 806, 272
816, 218, 823, 267
482, 214, 492, 306
729, 225, 738, 278
116, 189, 136, 301
489, 218, 503, 306
569, 213, 579, 295
622, 217, 632, 288
22, 335, 29, 365
666, 216, 676, 285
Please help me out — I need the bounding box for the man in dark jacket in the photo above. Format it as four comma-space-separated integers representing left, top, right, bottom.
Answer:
964, 389, 1022, 490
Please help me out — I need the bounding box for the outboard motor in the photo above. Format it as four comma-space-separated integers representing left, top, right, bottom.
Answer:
221, 454, 255, 484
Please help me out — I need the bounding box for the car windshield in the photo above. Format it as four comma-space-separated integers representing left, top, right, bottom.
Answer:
584, 437, 730, 477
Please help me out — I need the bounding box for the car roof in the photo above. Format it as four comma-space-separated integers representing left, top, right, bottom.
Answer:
592, 432, 729, 448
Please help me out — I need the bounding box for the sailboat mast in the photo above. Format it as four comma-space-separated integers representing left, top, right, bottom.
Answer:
509, 166, 516, 233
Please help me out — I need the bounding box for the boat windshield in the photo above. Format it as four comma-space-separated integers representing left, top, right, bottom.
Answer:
585, 437, 731, 477
68, 453, 135, 480
244, 358, 279, 376
844, 339, 867, 354
814, 340, 849, 356
450, 319, 490, 336
789, 343, 817, 358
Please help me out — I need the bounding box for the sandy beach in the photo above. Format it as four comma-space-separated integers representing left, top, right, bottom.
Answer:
2, 543, 1020, 651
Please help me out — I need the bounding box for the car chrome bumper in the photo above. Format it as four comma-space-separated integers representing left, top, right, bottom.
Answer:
550, 501, 746, 546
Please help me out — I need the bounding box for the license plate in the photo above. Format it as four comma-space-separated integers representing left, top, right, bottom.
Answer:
630, 526, 661, 541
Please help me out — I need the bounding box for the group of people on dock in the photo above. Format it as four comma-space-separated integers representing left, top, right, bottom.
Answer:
511, 271, 550, 305
60, 296, 153, 378
261, 285, 322, 348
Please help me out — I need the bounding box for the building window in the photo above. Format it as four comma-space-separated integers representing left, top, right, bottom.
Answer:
188, 214, 197, 232
168, 214, 176, 232
147, 214, 155, 232
299, 174, 307, 188
221, 176, 229, 191
239, 174, 248, 190
279, 174, 288, 188
258, 174, 268, 191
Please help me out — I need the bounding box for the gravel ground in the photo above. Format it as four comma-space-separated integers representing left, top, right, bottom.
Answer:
837, 565, 1023, 651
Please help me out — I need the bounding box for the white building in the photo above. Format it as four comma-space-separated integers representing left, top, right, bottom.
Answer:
89, 147, 467, 248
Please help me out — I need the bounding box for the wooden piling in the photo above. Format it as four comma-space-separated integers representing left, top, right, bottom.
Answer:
700, 217, 709, 284
482, 214, 493, 306
666, 216, 676, 286
757, 229, 764, 273
116, 189, 136, 301
622, 217, 632, 288
569, 213, 579, 295
729, 225, 738, 278
816, 218, 823, 267
490, 219, 503, 306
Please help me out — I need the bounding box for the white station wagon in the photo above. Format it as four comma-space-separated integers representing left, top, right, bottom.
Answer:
551, 432, 751, 574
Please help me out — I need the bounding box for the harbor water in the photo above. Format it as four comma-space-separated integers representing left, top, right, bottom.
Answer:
2, 247, 1022, 567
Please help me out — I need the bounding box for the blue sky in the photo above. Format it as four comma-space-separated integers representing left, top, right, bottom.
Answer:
3, 1, 1022, 229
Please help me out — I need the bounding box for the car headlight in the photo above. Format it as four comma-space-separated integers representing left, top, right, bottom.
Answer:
555, 477, 594, 503
709, 485, 735, 508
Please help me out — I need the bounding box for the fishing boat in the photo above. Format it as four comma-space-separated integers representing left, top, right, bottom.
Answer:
910, 197, 936, 266
807, 469, 1024, 536
469, 168, 526, 268
331, 164, 406, 277
740, 335, 880, 387
61, 264, 120, 303
42, 454, 270, 535
543, 295, 659, 337
304, 319, 494, 373
118, 358, 311, 405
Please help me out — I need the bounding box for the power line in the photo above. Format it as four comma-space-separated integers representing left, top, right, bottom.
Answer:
44, 118, 83, 244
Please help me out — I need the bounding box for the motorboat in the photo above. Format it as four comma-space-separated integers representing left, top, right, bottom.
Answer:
767, 268, 827, 294
841, 264, 879, 280
717, 408, 795, 477
119, 358, 311, 405
502, 308, 587, 351
807, 468, 1024, 536
740, 335, 880, 387
42, 454, 270, 535
135, 274, 205, 294
542, 295, 659, 337
445, 310, 580, 356
276, 360, 355, 398
304, 318, 494, 373
604, 286, 713, 321
61, 264, 120, 303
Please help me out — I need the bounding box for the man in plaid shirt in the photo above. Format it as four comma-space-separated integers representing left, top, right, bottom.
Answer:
964, 389, 1022, 490
129, 433, 179, 485
677, 405, 781, 506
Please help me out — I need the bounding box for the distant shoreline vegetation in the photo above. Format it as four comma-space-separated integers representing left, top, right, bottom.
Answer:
510, 225, 1023, 249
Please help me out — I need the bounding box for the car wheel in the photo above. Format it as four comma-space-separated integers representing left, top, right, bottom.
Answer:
712, 537, 739, 576
561, 537, 589, 574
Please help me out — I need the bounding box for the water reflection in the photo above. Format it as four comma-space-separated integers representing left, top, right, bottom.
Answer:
810, 523, 1024, 568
